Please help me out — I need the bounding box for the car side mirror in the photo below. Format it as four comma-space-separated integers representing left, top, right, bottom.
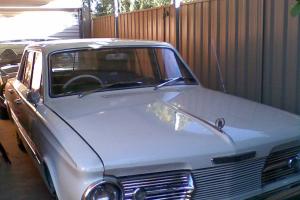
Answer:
26, 90, 40, 105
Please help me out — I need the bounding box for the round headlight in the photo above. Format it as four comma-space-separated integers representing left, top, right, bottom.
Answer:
82, 178, 123, 200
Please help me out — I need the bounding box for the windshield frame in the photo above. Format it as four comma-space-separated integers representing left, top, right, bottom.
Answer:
47, 46, 199, 98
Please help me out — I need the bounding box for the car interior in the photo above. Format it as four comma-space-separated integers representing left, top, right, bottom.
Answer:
50, 48, 184, 96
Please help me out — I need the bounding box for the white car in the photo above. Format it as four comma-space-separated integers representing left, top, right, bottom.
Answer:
4, 39, 300, 200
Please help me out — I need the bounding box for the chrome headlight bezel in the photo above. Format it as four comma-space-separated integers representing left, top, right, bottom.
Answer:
82, 177, 124, 200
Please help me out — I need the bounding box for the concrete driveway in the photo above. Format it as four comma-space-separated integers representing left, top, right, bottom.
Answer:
0, 119, 52, 200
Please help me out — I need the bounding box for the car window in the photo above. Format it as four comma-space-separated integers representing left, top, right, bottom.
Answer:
50, 47, 197, 97
1, 65, 19, 74
21, 51, 35, 88
31, 52, 43, 91
0, 49, 18, 66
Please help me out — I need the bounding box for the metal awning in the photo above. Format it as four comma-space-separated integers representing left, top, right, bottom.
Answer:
0, 0, 82, 8
0, 0, 51, 6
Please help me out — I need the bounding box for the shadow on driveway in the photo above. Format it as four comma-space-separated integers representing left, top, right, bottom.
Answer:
0, 119, 52, 200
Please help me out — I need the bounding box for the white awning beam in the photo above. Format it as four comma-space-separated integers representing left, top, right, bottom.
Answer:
0, 0, 82, 9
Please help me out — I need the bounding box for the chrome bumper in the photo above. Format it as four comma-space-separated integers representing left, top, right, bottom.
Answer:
248, 181, 300, 200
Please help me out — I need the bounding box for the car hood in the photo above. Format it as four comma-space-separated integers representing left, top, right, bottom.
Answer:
46, 86, 300, 175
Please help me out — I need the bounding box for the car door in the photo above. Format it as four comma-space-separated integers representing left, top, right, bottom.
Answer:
26, 51, 43, 160
9, 50, 43, 165
9, 51, 34, 132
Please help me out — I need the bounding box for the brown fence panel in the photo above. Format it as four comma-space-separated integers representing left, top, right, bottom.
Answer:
119, 7, 166, 41
164, 5, 176, 47
92, 15, 115, 38
118, 6, 176, 46
179, 0, 264, 102
263, 0, 300, 114
92, 6, 176, 47
91, 0, 300, 115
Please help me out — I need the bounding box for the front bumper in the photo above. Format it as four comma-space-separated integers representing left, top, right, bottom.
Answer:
248, 181, 300, 200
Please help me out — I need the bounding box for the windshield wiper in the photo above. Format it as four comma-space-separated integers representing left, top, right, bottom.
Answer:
78, 81, 143, 98
154, 77, 186, 90
0, 69, 6, 76
105, 81, 143, 89
154, 77, 197, 90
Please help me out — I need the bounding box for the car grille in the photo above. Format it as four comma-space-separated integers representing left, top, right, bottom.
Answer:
120, 171, 194, 200
192, 158, 265, 200
262, 145, 300, 185
119, 158, 265, 200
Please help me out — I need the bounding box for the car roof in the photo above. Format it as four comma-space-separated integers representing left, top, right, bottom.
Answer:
26, 38, 174, 54
0, 37, 59, 44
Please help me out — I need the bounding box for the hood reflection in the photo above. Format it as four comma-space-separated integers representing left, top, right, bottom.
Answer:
147, 102, 191, 132
146, 101, 211, 134
147, 101, 236, 145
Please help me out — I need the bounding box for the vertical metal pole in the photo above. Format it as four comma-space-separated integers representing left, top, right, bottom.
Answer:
81, 0, 92, 38
174, 0, 181, 50
87, 0, 92, 38
87, 1, 91, 23
175, 7, 180, 50
115, 16, 119, 38
114, 0, 120, 38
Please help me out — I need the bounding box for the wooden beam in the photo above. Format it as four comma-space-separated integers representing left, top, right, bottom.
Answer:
0, 0, 51, 6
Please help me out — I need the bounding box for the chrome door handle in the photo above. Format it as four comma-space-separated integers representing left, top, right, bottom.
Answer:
8, 89, 14, 94
14, 98, 23, 105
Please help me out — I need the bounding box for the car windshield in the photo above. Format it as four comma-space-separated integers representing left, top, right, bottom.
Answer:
49, 47, 197, 97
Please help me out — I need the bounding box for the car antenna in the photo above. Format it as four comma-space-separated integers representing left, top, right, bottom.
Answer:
211, 40, 227, 93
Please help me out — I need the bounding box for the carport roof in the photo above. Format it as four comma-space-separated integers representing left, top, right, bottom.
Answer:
0, 0, 81, 8
0, 0, 51, 6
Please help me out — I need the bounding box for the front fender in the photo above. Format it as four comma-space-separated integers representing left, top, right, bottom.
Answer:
34, 105, 105, 200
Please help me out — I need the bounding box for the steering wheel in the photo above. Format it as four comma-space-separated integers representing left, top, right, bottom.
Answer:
63, 74, 104, 90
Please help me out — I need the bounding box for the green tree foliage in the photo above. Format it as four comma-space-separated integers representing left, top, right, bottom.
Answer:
132, 0, 171, 10
85, 0, 180, 16
95, 0, 114, 16
133, 0, 142, 10
83, 0, 114, 16
291, 0, 300, 16
140, 0, 154, 9
156, 0, 172, 6
182, 0, 193, 3
120, 0, 131, 13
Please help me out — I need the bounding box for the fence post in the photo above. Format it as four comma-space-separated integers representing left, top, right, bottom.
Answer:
114, 0, 120, 38
174, 0, 181, 50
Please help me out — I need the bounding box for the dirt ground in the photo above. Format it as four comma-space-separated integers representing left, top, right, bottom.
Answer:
0, 119, 52, 200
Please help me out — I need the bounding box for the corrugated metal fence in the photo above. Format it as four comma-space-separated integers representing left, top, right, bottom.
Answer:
118, 6, 177, 46
92, 15, 115, 38
92, 0, 300, 115
263, 0, 300, 114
